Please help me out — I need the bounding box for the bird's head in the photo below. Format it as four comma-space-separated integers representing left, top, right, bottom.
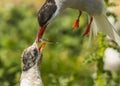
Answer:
38, 0, 57, 27
21, 42, 46, 71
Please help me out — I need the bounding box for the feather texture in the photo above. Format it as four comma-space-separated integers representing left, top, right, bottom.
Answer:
20, 43, 43, 86
93, 14, 120, 46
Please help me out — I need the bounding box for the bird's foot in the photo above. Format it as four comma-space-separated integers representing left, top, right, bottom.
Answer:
72, 11, 82, 29
83, 17, 93, 36
72, 19, 79, 29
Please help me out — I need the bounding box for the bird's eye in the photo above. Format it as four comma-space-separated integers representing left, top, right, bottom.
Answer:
33, 48, 38, 57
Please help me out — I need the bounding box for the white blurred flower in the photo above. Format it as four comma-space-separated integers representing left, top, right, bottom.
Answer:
103, 48, 120, 71
92, 72, 97, 79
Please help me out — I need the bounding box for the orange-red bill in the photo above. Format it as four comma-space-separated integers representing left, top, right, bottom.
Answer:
39, 42, 46, 52
37, 25, 47, 43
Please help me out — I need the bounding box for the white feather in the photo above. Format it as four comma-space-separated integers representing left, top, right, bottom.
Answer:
93, 14, 120, 46
20, 65, 43, 86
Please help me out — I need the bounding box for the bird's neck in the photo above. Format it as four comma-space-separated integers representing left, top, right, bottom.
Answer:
20, 64, 43, 86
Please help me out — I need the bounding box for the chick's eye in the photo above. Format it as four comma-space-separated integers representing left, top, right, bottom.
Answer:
33, 49, 38, 56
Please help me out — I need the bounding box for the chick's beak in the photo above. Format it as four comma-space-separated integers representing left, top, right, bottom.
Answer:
38, 42, 46, 52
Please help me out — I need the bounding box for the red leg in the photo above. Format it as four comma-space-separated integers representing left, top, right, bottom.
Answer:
83, 17, 93, 36
72, 11, 82, 29
36, 25, 47, 43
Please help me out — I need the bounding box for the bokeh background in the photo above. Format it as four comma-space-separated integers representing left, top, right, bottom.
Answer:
0, 0, 120, 86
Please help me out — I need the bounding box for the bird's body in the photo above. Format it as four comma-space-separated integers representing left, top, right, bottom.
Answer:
56, 0, 104, 15
38, 0, 120, 46
20, 43, 43, 86
20, 66, 43, 86
38, 0, 104, 25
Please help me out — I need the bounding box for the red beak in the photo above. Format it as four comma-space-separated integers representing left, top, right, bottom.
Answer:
37, 25, 47, 43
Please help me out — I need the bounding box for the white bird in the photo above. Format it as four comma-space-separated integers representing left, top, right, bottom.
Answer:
20, 42, 46, 86
37, 0, 120, 46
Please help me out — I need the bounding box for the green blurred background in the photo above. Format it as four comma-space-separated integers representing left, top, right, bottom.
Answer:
0, 0, 120, 86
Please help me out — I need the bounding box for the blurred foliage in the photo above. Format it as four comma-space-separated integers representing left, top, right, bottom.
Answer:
0, 0, 120, 86
0, 2, 92, 86
0, 4, 38, 86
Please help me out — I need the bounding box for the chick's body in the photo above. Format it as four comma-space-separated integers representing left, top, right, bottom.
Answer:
20, 43, 43, 86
